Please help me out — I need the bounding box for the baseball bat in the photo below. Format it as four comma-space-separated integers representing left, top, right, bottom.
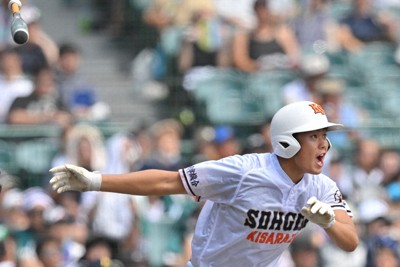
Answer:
8, 0, 29, 45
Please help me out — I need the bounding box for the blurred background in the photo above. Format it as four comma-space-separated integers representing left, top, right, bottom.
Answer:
1, 0, 400, 266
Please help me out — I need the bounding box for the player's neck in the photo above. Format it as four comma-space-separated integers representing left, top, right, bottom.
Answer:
277, 157, 304, 184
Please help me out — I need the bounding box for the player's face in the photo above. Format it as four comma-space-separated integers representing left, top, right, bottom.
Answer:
293, 129, 329, 175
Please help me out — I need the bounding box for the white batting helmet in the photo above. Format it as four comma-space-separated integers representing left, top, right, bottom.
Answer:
270, 101, 343, 158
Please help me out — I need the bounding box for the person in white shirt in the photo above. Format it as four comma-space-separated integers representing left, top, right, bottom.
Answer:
0, 46, 33, 123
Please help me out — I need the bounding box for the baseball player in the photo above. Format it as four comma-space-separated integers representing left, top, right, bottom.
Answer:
49, 101, 359, 267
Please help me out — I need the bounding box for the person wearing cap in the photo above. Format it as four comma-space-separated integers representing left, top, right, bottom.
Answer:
49, 101, 359, 267
315, 77, 363, 150
356, 198, 398, 267
212, 125, 242, 159
0, 188, 29, 233
370, 236, 400, 267
282, 53, 330, 106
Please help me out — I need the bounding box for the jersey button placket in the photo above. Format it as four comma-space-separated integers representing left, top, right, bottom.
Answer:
287, 187, 296, 205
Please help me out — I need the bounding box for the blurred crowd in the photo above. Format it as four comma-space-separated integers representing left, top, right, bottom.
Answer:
1, 0, 400, 267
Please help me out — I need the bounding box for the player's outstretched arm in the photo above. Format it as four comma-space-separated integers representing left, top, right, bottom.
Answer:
49, 164, 187, 196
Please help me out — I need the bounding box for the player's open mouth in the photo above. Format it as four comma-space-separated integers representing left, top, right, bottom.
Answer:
316, 154, 325, 167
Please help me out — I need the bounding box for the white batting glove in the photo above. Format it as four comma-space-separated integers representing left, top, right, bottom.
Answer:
49, 164, 102, 193
301, 196, 335, 229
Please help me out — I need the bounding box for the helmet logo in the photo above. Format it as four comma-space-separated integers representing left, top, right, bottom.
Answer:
309, 103, 325, 115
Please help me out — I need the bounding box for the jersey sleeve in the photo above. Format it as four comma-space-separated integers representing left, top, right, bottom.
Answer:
318, 176, 353, 217
179, 154, 255, 204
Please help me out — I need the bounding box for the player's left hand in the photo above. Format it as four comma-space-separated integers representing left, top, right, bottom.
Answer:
301, 196, 335, 229
49, 164, 102, 193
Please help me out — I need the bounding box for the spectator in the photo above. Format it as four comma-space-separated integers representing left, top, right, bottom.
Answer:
77, 236, 125, 267
242, 132, 267, 154
53, 42, 110, 122
178, 8, 232, 92
372, 236, 400, 267
137, 0, 219, 102
357, 198, 396, 267
289, 227, 323, 267
104, 131, 144, 174
0, 171, 21, 225
350, 138, 385, 205
118, 122, 154, 171
132, 194, 198, 267
212, 125, 242, 159
318, 196, 370, 267
190, 125, 220, 164
337, 0, 398, 53
46, 193, 89, 266
314, 77, 364, 150
0, 225, 19, 267
282, 53, 330, 105
232, 0, 300, 73
10, 187, 55, 266
0, 46, 33, 123
178, 7, 231, 71
50, 191, 86, 224
140, 119, 187, 171
46, 219, 87, 266
378, 149, 400, 203
50, 123, 106, 173
143, 0, 215, 57
87, 192, 139, 262
292, 0, 341, 54
83, 0, 130, 39
380, 149, 400, 186
49, 123, 107, 216
35, 236, 64, 267
240, 117, 273, 155
319, 231, 367, 267
0, 188, 29, 233
322, 155, 354, 200
6, 66, 74, 129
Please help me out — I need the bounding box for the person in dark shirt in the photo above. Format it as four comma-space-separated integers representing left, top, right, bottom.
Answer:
337, 0, 397, 53
232, 0, 300, 73
7, 66, 74, 129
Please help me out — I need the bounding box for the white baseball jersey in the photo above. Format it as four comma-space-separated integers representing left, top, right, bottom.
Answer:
179, 153, 352, 267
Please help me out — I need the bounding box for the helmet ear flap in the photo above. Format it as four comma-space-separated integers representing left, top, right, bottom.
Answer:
327, 137, 332, 151
272, 134, 301, 158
